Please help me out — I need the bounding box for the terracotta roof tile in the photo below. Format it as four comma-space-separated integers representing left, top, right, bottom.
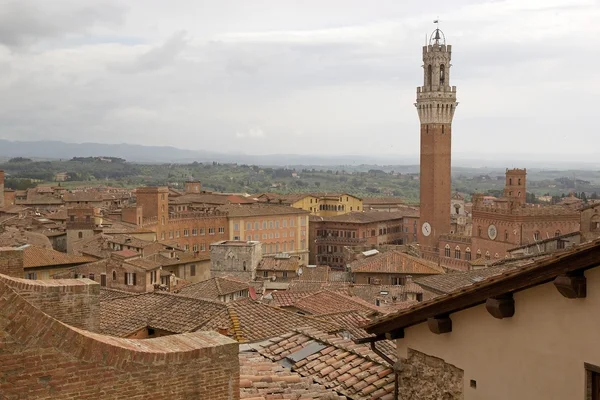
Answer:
257, 255, 301, 272
292, 290, 382, 316
21, 245, 95, 268
199, 298, 341, 343
415, 264, 519, 295
349, 250, 444, 275
176, 277, 249, 300
252, 328, 395, 400
100, 292, 226, 337
239, 351, 344, 400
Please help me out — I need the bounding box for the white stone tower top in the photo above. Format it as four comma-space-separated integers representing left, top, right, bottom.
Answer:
415, 26, 458, 124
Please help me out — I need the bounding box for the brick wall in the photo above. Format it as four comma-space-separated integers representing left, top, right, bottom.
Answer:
122, 205, 143, 226
0, 274, 100, 331
0, 273, 240, 400
0, 247, 24, 277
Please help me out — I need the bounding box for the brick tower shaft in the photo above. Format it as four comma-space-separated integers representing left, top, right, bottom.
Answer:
415, 28, 458, 253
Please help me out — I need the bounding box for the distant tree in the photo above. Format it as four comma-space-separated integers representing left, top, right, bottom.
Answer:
582, 192, 588, 203
314, 181, 321, 188
8, 157, 32, 163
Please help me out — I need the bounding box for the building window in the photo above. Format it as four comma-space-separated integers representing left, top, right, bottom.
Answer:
193, 244, 198, 252
200, 228, 205, 235
247, 222, 252, 230
557, 240, 565, 250
184, 244, 189, 251
112, 271, 117, 281
255, 222, 259, 230
444, 244, 450, 257
283, 271, 288, 278
586, 363, 600, 400
485, 251, 491, 260
391, 277, 405, 286
283, 220, 287, 228
192, 228, 198, 236
269, 221, 273, 229
454, 246, 461, 259
243, 261, 247, 271
190, 265, 196, 276
465, 248, 472, 261
209, 228, 215, 235
218, 227, 225, 234
26, 272, 37, 280
290, 219, 295, 227
176, 231, 180, 238
125, 272, 136, 286
150, 271, 157, 284
161, 232, 165, 240
78, 232, 83, 239
234, 223, 239, 231
262, 221, 267, 230
246, 235, 252, 241
263, 271, 268, 278
478, 226, 482, 237
290, 231, 294, 237
169, 231, 174, 239
505, 230, 509, 241
184, 229, 189, 237
201, 243, 206, 251
534, 231, 540, 241
555, 230, 561, 237
89, 273, 95, 281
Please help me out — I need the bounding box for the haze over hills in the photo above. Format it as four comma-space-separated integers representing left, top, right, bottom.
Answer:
0, 139, 598, 169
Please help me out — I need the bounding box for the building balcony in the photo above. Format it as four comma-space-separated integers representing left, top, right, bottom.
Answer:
314, 236, 367, 244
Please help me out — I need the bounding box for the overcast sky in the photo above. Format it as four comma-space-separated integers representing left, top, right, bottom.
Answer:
0, 0, 598, 158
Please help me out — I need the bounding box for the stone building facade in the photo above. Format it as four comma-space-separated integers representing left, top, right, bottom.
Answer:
66, 207, 98, 254
580, 203, 600, 241
210, 240, 262, 281
136, 186, 230, 255
416, 28, 458, 257
309, 210, 418, 269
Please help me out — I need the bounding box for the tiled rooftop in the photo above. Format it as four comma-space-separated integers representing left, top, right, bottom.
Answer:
257, 255, 302, 272
100, 292, 226, 337
239, 350, 344, 400
252, 328, 395, 400
99, 288, 136, 302
292, 290, 382, 316
176, 276, 249, 300
199, 298, 342, 343
21, 245, 95, 268
349, 250, 444, 275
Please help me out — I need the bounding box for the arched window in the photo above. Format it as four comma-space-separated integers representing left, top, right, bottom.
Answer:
439, 64, 445, 85
476, 249, 482, 258
444, 244, 450, 257
427, 64, 432, 88
534, 231, 540, 241
454, 246, 461, 259
495, 253, 500, 258
518, 178, 521, 185
518, 191, 521, 198
509, 178, 512, 185
112, 271, 116, 281
505, 230, 509, 241
485, 251, 491, 260
465, 248, 472, 261
243, 261, 247, 271
555, 230, 561, 237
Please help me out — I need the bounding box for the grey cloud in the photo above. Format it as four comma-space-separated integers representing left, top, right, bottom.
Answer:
110, 31, 189, 73
0, 0, 124, 49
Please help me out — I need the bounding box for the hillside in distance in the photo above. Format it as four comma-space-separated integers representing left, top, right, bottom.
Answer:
0, 139, 599, 169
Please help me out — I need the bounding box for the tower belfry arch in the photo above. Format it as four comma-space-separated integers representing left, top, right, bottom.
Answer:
416, 22, 459, 255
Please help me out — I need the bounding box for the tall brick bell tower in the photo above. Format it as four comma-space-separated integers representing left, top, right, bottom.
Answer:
416, 26, 458, 255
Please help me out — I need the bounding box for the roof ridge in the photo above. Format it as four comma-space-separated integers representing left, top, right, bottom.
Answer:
215, 277, 223, 295
225, 303, 247, 343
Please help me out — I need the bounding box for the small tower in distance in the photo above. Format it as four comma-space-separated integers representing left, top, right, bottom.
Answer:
416, 24, 459, 253
504, 168, 527, 208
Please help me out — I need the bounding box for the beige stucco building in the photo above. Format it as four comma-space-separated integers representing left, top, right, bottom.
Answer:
364, 239, 600, 400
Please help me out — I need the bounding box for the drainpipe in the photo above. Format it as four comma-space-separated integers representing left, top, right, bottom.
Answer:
370, 341, 399, 400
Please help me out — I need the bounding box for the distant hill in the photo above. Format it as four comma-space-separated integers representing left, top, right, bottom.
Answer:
0, 139, 598, 169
